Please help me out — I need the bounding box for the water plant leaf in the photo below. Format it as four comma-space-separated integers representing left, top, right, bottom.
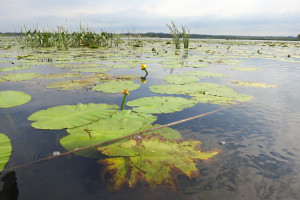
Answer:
39, 73, 81, 79
231, 67, 262, 71
0, 91, 31, 108
98, 135, 219, 191
92, 80, 140, 93
0, 133, 12, 171
0, 65, 31, 72
149, 83, 253, 105
231, 81, 277, 88
71, 68, 110, 73
60, 110, 157, 157
186, 71, 226, 77
28, 103, 119, 130
2, 73, 40, 81
140, 124, 182, 139
164, 75, 200, 84
106, 64, 137, 69
126, 96, 196, 113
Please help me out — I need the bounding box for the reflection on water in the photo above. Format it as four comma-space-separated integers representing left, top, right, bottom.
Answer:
0, 172, 19, 200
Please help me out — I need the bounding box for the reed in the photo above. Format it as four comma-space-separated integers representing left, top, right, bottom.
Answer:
166, 21, 181, 49
181, 26, 190, 49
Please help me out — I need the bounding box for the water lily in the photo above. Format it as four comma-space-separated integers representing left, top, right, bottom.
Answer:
121, 89, 129, 110
141, 64, 148, 76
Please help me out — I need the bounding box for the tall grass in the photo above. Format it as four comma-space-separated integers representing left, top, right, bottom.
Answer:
166, 21, 181, 49
181, 26, 190, 49
22, 25, 122, 50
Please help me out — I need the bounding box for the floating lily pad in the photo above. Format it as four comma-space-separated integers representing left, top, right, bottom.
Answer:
126, 96, 196, 114
60, 110, 157, 157
71, 68, 110, 73
186, 71, 226, 77
164, 75, 200, 84
149, 83, 253, 105
231, 67, 262, 71
231, 81, 277, 88
0, 133, 12, 171
2, 73, 40, 81
115, 75, 140, 81
140, 124, 182, 139
187, 63, 210, 68
28, 103, 119, 129
93, 80, 140, 93
161, 64, 184, 68
0, 65, 31, 72
106, 64, 136, 69
39, 73, 82, 79
98, 135, 219, 191
0, 91, 31, 108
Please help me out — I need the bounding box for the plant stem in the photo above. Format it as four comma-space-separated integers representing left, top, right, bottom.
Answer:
121, 94, 127, 110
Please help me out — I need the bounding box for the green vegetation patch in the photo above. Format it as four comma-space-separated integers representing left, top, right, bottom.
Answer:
186, 71, 226, 77
126, 96, 196, 114
149, 83, 253, 105
187, 63, 210, 68
0, 133, 12, 171
161, 64, 184, 68
0, 65, 31, 72
92, 80, 140, 93
0, 91, 31, 108
106, 64, 137, 69
71, 68, 110, 73
28, 103, 119, 130
2, 73, 40, 81
39, 73, 81, 79
231, 80, 277, 88
231, 67, 262, 71
164, 75, 200, 84
61, 110, 157, 157
98, 135, 219, 191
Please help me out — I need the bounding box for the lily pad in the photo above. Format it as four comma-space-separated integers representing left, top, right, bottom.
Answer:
0, 133, 12, 171
164, 75, 200, 84
231, 67, 262, 71
2, 73, 40, 81
106, 64, 136, 69
28, 103, 119, 129
0, 65, 31, 72
98, 135, 219, 191
92, 80, 140, 93
60, 110, 157, 157
0, 91, 31, 108
126, 96, 196, 114
186, 71, 226, 77
71, 68, 110, 73
231, 81, 277, 88
39, 73, 81, 79
149, 83, 253, 105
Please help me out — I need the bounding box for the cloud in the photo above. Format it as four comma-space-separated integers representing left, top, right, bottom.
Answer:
0, 0, 299, 36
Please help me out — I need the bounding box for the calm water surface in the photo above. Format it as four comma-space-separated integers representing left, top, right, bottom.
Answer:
1, 39, 300, 200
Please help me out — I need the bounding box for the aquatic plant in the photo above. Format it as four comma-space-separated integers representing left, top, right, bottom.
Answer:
121, 89, 129, 110
181, 26, 190, 49
141, 64, 148, 76
0, 133, 12, 171
166, 21, 181, 49
0, 91, 31, 108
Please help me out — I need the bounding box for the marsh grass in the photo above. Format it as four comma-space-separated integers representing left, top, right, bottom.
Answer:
181, 26, 190, 49
22, 25, 122, 50
166, 21, 181, 49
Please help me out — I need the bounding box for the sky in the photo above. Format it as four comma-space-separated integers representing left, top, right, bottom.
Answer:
0, 0, 299, 36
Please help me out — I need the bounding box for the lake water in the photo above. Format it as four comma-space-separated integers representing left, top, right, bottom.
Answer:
0, 37, 300, 200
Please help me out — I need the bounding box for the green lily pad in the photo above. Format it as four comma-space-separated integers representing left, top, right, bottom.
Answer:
39, 73, 82, 79
60, 110, 157, 157
2, 73, 40, 81
126, 96, 196, 114
92, 80, 140, 93
231, 67, 262, 71
0, 133, 12, 171
164, 75, 200, 84
140, 124, 182, 139
0, 91, 31, 108
0, 65, 31, 72
98, 135, 219, 191
232, 81, 277, 88
28, 103, 119, 130
149, 83, 253, 105
186, 71, 226, 77
71, 68, 110, 73
187, 63, 210, 68
161, 64, 184, 68
106, 64, 136, 69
